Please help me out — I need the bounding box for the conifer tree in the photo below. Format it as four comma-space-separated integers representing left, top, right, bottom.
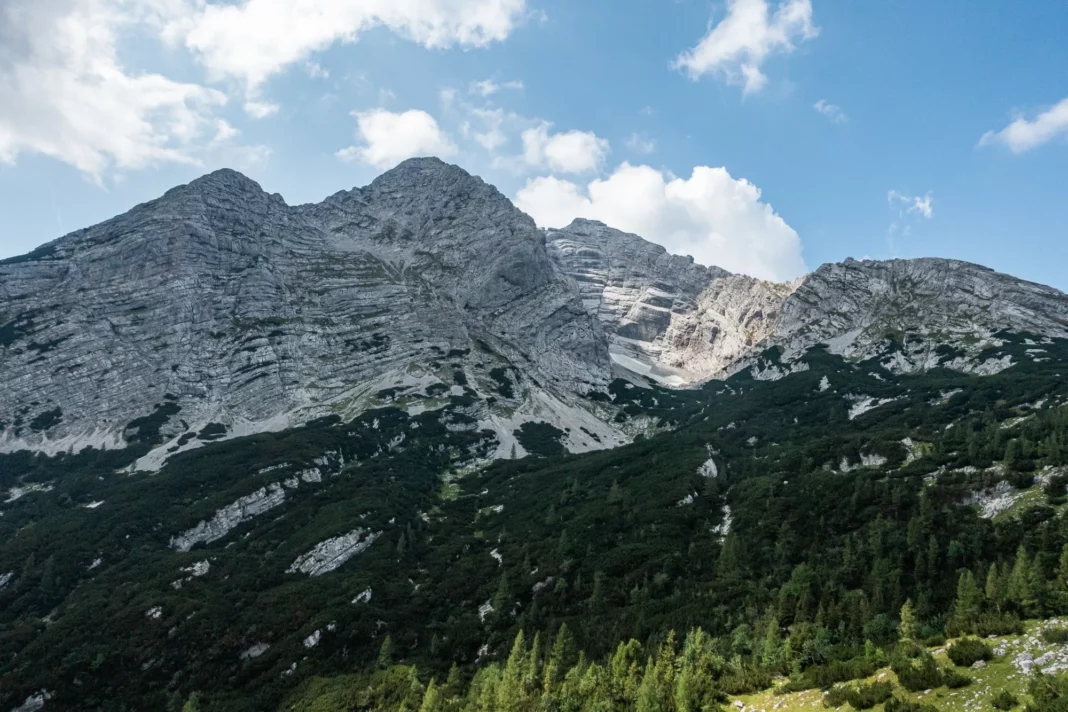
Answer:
900, 599, 920, 642
953, 570, 983, 631
378, 635, 394, 669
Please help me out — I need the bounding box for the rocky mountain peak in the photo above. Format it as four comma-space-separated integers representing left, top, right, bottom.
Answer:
3, 160, 1068, 463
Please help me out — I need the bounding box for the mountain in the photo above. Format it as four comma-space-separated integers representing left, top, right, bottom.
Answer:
3, 159, 1068, 473
5, 160, 1068, 710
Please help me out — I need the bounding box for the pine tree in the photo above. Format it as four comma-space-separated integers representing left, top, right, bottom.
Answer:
498, 630, 530, 710
1008, 546, 1036, 614
953, 570, 983, 631
761, 617, 782, 669
419, 679, 441, 712
181, 693, 201, 712
608, 479, 623, 504
493, 573, 511, 619
378, 635, 394, 669
900, 599, 920, 642
986, 562, 1006, 612
543, 623, 573, 695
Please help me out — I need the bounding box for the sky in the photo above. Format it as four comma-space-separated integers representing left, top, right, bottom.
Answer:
0, 0, 1066, 286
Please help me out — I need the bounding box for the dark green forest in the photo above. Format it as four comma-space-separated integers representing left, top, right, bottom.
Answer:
5, 333, 1068, 710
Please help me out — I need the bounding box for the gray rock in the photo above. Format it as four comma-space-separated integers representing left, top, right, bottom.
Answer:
170, 483, 286, 552
286, 528, 381, 576
4, 161, 1068, 463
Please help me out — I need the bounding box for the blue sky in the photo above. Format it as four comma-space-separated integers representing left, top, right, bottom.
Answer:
1, 0, 1066, 286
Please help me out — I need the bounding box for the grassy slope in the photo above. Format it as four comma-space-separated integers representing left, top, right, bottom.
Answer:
733, 620, 1068, 712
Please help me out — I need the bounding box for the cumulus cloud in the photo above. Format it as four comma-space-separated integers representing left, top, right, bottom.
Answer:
979, 98, 1068, 153
888, 190, 933, 219
674, 0, 818, 94
0, 0, 527, 178
515, 162, 807, 281
172, 0, 528, 106
337, 108, 457, 168
813, 99, 846, 123
0, 0, 226, 181
521, 122, 610, 174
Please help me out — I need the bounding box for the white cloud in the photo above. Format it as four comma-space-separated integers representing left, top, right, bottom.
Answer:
624, 132, 656, 155
888, 190, 933, 219
337, 108, 457, 168
470, 78, 524, 96
172, 0, 529, 107
521, 122, 610, 174
212, 120, 240, 144
243, 100, 279, 119
673, 0, 818, 94
979, 98, 1068, 153
0, 0, 226, 181
813, 99, 846, 123
515, 162, 806, 281
462, 108, 509, 151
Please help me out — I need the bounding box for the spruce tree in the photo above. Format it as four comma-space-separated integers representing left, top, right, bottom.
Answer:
900, 599, 920, 642
378, 635, 394, 669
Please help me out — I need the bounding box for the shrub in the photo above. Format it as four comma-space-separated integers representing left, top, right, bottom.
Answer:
1027, 673, 1068, 712
943, 668, 972, 689
947, 638, 993, 667
718, 665, 772, 695
824, 682, 894, 710
973, 613, 1025, 638
892, 651, 943, 692
847, 681, 895, 710
805, 658, 878, 690
1042, 627, 1068, 644
885, 696, 939, 712
991, 690, 1018, 710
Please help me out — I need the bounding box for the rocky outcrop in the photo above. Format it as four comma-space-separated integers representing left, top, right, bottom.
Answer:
170, 484, 286, 551
286, 529, 381, 576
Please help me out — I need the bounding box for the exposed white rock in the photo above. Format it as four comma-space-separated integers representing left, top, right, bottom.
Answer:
170, 484, 286, 552
88, 558, 102, 571
146, 606, 162, 620
11, 691, 51, 712
241, 643, 270, 660
478, 600, 494, 622
0, 571, 12, 589
847, 395, 901, 421
818, 376, 831, 392
303, 630, 321, 648
286, 529, 381, 576
490, 548, 503, 566
712, 505, 733, 539
902, 438, 924, 464
352, 587, 373, 604
532, 577, 554, 594
677, 493, 697, 507
4, 483, 53, 503
83, 500, 104, 509
961, 481, 1020, 519
298, 468, 322, 483
184, 560, 210, 577
699, 456, 718, 478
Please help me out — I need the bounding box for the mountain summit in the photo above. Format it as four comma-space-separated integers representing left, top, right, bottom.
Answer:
2, 160, 1068, 464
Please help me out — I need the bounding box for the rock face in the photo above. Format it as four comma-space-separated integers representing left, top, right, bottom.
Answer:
771, 258, 1068, 369
4, 160, 1068, 459
0, 159, 609, 457
547, 219, 793, 385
